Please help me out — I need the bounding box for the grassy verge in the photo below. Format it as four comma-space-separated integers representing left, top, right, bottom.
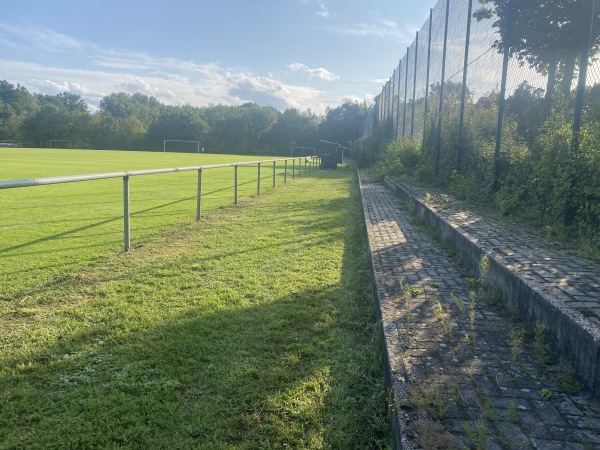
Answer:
0, 165, 390, 448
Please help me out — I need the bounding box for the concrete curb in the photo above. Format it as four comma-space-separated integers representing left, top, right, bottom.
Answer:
358, 171, 407, 450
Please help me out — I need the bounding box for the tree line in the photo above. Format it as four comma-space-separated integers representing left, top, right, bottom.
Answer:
0, 80, 367, 154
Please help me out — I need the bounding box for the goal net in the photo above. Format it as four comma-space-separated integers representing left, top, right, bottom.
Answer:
163, 140, 201, 153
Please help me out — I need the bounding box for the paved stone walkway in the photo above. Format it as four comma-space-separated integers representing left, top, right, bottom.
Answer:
390, 180, 600, 330
359, 175, 600, 449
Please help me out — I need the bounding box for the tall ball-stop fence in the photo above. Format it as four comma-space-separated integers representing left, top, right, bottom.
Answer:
362, 0, 600, 231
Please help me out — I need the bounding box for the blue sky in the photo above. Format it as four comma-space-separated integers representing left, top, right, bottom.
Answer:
1, 0, 433, 114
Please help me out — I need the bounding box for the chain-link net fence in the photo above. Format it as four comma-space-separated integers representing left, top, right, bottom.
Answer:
362, 0, 600, 238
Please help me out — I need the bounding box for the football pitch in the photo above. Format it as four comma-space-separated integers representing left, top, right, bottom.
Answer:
0, 148, 301, 298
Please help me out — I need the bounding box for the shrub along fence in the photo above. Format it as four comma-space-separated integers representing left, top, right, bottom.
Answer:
360, 0, 600, 242
0, 156, 320, 251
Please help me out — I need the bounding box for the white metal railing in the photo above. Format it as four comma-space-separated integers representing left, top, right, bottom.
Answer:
0, 156, 320, 251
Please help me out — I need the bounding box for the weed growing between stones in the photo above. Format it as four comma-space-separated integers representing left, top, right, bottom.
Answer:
469, 291, 477, 329
408, 379, 449, 420
532, 321, 548, 367
413, 419, 455, 449
451, 292, 465, 313
479, 254, 490, 291
424, 192, 433, 206
463, 418, 489, 450
432, 300, 453, 342
509, 327, 525, 363
507, 400, 520, 424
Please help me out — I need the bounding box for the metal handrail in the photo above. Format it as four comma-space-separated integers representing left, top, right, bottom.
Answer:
0, 156, 321, 251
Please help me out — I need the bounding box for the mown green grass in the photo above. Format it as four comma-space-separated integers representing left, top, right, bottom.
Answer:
0, 162, 390, 448
0, 149, 309, 299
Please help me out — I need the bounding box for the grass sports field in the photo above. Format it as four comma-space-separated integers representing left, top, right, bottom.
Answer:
0, 149, 308, 298
0, 149, 390, 448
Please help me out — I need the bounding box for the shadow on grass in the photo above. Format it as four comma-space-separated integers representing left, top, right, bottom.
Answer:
0, 175, 293, 257
0, 169, 390, 448
2, 273, 386, 448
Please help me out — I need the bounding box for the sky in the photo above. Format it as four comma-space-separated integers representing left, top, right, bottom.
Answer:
0, 0, 434, 114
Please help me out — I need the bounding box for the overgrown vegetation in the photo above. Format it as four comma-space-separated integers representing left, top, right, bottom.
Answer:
353, 84, 600, 259
0, 166, 390, 448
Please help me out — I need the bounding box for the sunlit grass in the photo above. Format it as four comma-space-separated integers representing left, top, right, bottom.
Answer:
0, 149, 307, 298
0, 163, 390, 448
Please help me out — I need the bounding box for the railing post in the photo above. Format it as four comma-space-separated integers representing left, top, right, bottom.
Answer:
196, 168, 202, 221
257, 162, 261, 195
123, 174, 130, 252
292, 159, 295, 179
304, 158, 307, 175
272, 161, 276, 187
284, 160, 288, 183
234, 164, 238, 204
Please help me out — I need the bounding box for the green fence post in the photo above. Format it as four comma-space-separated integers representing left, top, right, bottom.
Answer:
284, 160, 288, 183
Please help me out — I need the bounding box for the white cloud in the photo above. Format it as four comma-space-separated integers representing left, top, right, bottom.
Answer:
0, 58, 331, 114
317, 1, 330, 18
325, 20, 414, 43
299, 0, 333, 19
287, 62, 339, 81
0, 23, 89, 53
340, 94, 375, 109
0, 23, 342, 113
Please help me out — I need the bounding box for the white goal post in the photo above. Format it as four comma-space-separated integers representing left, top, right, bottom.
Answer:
48, 140, 71, 149
163, 140, 201, 153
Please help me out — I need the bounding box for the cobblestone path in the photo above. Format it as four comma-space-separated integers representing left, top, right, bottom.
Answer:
390, 180, 600, 330
359, 177, 600, 449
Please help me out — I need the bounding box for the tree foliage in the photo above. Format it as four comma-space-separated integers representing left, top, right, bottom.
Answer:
0, 80, 366, 154
475, 0, 600, 96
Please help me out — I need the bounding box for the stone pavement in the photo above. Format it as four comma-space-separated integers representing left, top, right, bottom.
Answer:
359, 174, 600, 449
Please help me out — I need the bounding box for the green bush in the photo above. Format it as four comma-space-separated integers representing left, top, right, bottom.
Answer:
361, 83, 600, 257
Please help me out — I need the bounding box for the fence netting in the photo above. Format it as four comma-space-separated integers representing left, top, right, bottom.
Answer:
364, 0, 600, 235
